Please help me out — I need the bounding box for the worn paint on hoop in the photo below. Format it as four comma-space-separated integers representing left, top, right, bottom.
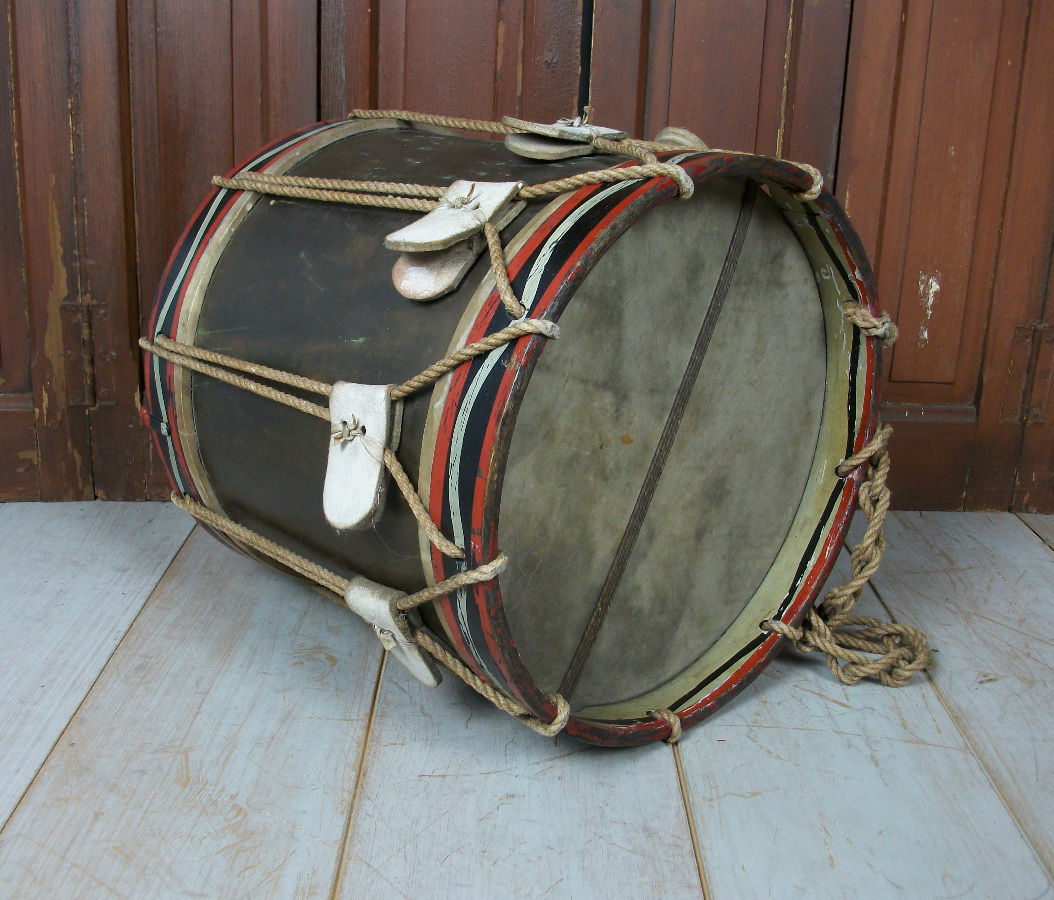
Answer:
420, 153, 880, 746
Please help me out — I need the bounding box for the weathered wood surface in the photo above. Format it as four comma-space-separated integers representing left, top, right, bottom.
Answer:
3, 508, 1054, 897
866, 511, 1054, 878
333, 658, 704, 900
0, 502, 191, 829
0, 526, 383, 898
675, 548, 1051, 899
1019, 513, 1054, 550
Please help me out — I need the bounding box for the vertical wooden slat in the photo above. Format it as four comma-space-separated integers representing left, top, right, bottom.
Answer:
376, 0, 406, 108
754, 0, 793, 160
320, 0, 375, 118
12, 0, 93, 499
779, 0, 851, 183
402, 0, 500, 117
667, 0, 768, 152
954, 0, 1032, 509
835, 0, 906, 258
154, 3, 234, 257
641, 0, 676, 139
520, 0, 582, 122
0, 0, 37, 500
587, 0, 648, 135
231, 0, 263, 161
996, 2, 1054, 512
262, 0, 317, 139
0, 0, 27, 395
70, 0, 154, 499
493, 0, 525, 118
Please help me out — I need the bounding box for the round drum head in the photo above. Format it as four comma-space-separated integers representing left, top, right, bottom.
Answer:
422, 164, 876, 745
501, 178, 827, 712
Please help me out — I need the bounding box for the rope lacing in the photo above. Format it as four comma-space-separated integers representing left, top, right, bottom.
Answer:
212, 107, 825, 212
141, 324, 565, 562
761, 421, 931, 686
171, 492, 571, 737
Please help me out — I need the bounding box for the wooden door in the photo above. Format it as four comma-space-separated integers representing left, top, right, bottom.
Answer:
590, 0, 1054, 512
1, 0, 1052, 511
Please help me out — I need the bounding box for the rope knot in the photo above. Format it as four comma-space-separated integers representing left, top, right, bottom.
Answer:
521, 693, 570, 737
843, 301, 899, 347
332, 416, 366, 444
648, 708, 682, 744
439, 183, 480, 212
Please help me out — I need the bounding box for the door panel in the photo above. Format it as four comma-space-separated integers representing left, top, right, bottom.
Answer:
592, 0, 1052, 511
840, 0, 1032, 508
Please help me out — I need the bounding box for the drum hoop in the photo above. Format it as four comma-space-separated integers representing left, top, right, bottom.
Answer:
421, 153, 880, 747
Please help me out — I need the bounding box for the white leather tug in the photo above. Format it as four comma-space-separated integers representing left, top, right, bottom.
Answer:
391, 199, 525, 301
344, 576, 442, 687
384, 180, 522, 253
323, 382, 401, 531
502, 116, 627, 161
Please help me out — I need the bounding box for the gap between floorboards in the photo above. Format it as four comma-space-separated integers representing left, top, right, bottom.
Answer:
867, 528, 1054, 886
328, 649, 389, 900
0, 523, 198, 838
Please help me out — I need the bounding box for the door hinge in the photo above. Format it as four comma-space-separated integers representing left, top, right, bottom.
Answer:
59, 296, 118, 409
58, 300, 95, 407
1002, 320, 1053, 425
1025, 322, 1054, 426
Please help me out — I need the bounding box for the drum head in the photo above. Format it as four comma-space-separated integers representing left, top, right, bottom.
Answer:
422, 166, 876, 743
502, 177, 825, 711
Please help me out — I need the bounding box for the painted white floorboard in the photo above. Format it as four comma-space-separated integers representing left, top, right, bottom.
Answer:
0, 527, 384, 899
0, 501, 192, 828
335, 658, 703, 900
1018, 512, 1054, 550
676, 553, 1052, 900
869, 511, 1054, 879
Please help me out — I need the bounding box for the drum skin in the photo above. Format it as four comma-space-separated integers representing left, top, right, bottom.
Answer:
142, 118, 881, 747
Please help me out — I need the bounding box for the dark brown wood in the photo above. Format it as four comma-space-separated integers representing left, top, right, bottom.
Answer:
3, 1, 1053, 511
1005, 2, 1054, 514
13, 0, 93, 500
320, 0, 376, 118
668, 1, 768, 151
776, 0, 852, 185
69, 0, 152, 499
0, 0, 28, 397
0, 0, 37, 500
838, 0, 1035, 510
587, 0, 647, 134
0, 395, 37, 501
591, 0, 849, 174
520, 0, 583, 122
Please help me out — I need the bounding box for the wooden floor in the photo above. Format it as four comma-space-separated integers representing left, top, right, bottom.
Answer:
0, 504, 1052, 899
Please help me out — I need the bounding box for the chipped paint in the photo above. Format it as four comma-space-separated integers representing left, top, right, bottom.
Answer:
917, 270, 941, 348
42, 178, 69, 424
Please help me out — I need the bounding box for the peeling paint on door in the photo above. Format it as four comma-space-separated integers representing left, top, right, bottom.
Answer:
917, 270, 941, 348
